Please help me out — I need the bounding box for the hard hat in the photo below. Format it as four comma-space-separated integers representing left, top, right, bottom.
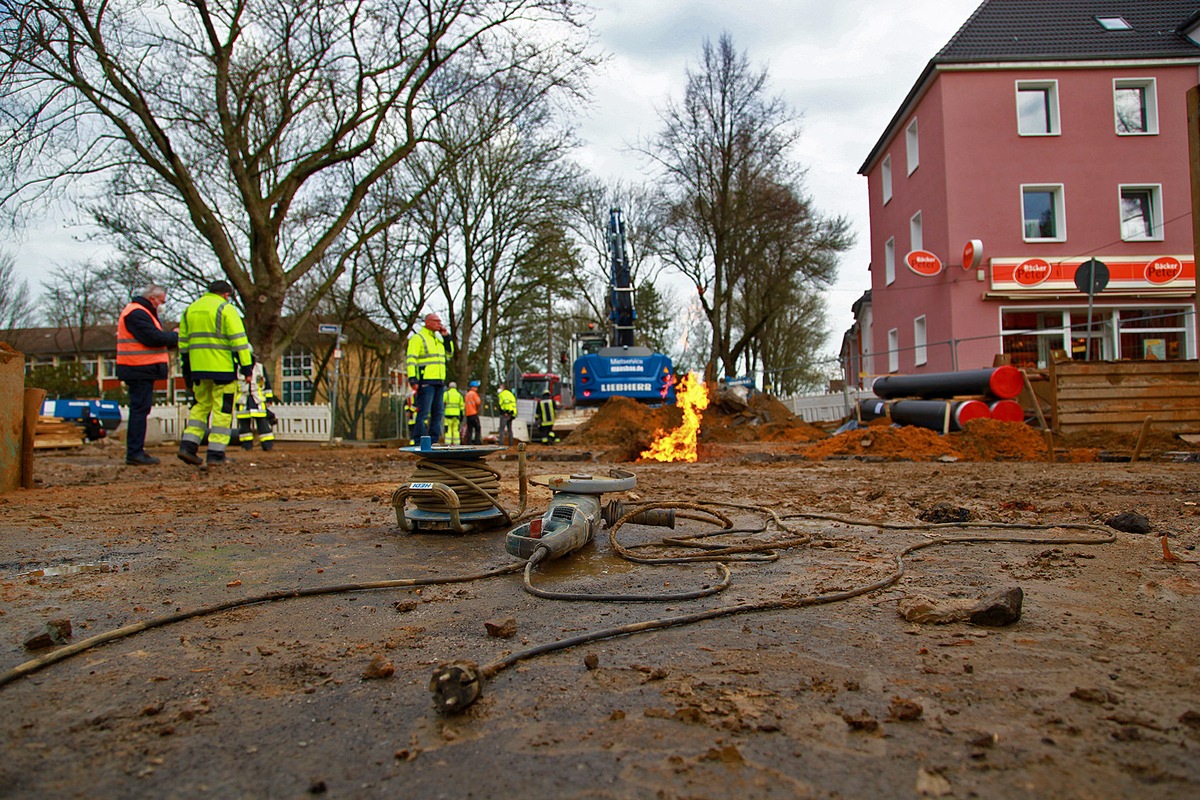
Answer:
449, 381, 457, 388
469, 380, 480, 387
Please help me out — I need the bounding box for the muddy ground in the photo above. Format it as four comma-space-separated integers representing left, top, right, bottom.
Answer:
1, 434, 1199, 799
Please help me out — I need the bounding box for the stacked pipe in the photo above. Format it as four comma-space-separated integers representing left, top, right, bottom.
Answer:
862, 366, 1025, 434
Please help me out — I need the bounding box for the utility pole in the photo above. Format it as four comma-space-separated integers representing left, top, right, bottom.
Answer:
318, 324, 343, 442
1188, 86, 1200, 362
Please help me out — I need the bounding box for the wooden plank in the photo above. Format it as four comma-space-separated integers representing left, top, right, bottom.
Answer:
33, 436, 84, 450
1057, 385, 1200, 402
1055, 409, 1200, 425
22, 389, 46, 489
1053, 360, 1199, 378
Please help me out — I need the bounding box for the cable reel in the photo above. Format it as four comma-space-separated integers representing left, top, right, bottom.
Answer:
392, 439, 521, 534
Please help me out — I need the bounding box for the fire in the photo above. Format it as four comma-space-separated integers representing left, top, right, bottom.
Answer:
640, 372, 708, 463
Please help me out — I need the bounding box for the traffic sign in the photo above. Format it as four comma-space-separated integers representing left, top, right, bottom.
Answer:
318, 324, 341, 335
1074, 259, 1110, 295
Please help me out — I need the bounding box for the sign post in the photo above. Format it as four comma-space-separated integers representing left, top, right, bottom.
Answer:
1074, 259, 1110, 361
319, 324, 343, 442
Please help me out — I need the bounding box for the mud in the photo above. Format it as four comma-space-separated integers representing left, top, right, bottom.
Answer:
1, 433, 1199, 799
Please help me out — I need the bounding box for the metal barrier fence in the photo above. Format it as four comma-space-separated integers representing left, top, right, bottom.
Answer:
780, 389, 873, 423
144, 404, 331, 442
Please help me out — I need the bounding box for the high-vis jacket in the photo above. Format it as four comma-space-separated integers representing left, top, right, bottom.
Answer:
406, 328, 448, 382
498, 388, 517, 416
443, 386, 465, 418
237, 362, 274, 418
464, 387, 481, 417
116, 297, 176, 381
179, 291, 253, 382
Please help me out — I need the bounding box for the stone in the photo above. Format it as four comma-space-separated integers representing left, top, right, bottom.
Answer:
918, 503, 972, 523
969, 587, 1023, 626
1105, 512, 1151, 534
484, 617, 517, 638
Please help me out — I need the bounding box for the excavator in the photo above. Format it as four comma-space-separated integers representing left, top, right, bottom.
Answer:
571, 208, 675, 406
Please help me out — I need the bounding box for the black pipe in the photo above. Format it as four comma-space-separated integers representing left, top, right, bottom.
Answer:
889, 399, 990, 433
872, 366, 1023, 400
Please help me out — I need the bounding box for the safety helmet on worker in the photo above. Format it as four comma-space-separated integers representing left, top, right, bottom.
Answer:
469, 380, 480, 387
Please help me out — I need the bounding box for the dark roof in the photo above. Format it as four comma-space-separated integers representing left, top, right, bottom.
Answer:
938, 0, 1200, 62
0, 326, 117, 357
860, 0, 1200, 173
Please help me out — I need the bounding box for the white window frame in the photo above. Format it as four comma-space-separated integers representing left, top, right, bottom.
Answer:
905, 119, 919, 174
1113, 78, 1158, 135
1118, 184, 1164, 241
910, 211, 923, 252
1015, 80, 1061, 136
1021, 184, 1066, 242
913, 316, 927, 366
881, 155, 893, 204
885, 237, 896, 285
887, 328, 900, 373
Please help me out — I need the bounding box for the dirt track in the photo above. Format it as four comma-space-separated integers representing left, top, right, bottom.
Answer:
2, 439, 1199, 799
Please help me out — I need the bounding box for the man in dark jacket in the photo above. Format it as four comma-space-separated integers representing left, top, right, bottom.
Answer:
115, 284, 178, 465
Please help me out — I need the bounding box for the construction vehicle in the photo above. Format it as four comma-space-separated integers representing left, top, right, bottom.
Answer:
571, 208, 676, 406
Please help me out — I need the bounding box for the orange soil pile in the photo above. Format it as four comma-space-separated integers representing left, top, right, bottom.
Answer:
567, 391, 827, 459
805, 418, 1052, 461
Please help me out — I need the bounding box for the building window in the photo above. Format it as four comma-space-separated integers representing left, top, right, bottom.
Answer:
281, 348, 315, 403
1119, 185, 1162, 241
913, 316, 927, 366
910, 211, 923, 252
101, 357, 118, 379
1118, 308, 1188, 360
1114, 79, 1157, 135
885, 237, 895, 285
887, 328, 899, 373
1022, 185, 1065, 241
1016, 81, 1060, 135
1097, 16, 1132, 31
1001, 306, 1191, 367
881, 155, 893, 203
905, 119, 919, 174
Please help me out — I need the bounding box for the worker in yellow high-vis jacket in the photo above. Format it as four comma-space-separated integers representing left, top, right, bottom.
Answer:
406, 312, 453, 443
177, 280, 253, 467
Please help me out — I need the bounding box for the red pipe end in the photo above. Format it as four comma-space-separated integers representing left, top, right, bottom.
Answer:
988, 366, 1024, 399
989, 399, 1025, 422
954, 399, 992, 427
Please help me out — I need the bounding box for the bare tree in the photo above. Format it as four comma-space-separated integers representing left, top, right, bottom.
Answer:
644, 33, 850, 381
0, 0, 596, 376
0, 252, 36, 329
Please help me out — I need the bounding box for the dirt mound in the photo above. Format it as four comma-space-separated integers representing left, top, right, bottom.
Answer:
567, 391, 828, 460
805, 418, 1052, 461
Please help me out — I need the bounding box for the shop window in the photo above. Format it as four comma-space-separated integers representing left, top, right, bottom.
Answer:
1117, 308, 1189, 360
905, 119, 919, 174
1113, 78, 1157, 135
887, 328, 899, 373
1119, 185, 1162, 241
882, 155, 893, 204
913, 316, 927, 366
1022, 185, 1065, 241
885, 237, 895, 285
1001, 309, 1071, 370
1016, 81, 1060, 135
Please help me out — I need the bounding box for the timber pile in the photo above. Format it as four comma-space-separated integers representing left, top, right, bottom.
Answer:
34, 417, 83, 450
1049, 359, 1200, 435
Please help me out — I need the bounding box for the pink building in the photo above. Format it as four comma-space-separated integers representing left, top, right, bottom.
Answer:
853, 0, 1200, 384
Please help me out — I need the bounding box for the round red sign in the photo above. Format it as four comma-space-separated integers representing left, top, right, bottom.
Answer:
1144, 256, 1183, 285
962, 239, 982, 270
905, 250, 943, 277
1014, 258, 1052, 287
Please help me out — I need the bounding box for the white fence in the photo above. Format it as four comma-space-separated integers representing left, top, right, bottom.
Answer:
144, 403, 331, 442
780, 389, 873, 423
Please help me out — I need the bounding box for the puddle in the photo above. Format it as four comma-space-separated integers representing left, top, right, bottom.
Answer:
17, 562, 117, 578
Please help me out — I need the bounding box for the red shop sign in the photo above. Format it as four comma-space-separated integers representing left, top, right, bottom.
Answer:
1013, 258, 1052, 287
906, 250, 944, 277
1145, 256, 1184, 285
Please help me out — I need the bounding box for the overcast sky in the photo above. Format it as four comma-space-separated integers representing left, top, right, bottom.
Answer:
8, 0, 984, 356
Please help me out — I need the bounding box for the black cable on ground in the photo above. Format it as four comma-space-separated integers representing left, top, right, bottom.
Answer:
453, 520, 1118, 709
0, 563, 525, 689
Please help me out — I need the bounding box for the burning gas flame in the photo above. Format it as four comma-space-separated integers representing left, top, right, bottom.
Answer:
640, 372, 708, 463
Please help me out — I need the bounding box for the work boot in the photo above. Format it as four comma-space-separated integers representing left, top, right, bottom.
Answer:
204, 453, 228, 470
177, 442, 203, 465
261, 442, 273, 452
242, 442, 254, 451
126, 451, 160, 466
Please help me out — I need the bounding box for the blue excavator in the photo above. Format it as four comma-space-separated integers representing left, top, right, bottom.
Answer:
571, 208, 675, 406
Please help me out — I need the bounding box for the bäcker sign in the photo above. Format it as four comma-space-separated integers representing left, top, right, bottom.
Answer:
905, 250, 943, 277
990, 256, 1195, 292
